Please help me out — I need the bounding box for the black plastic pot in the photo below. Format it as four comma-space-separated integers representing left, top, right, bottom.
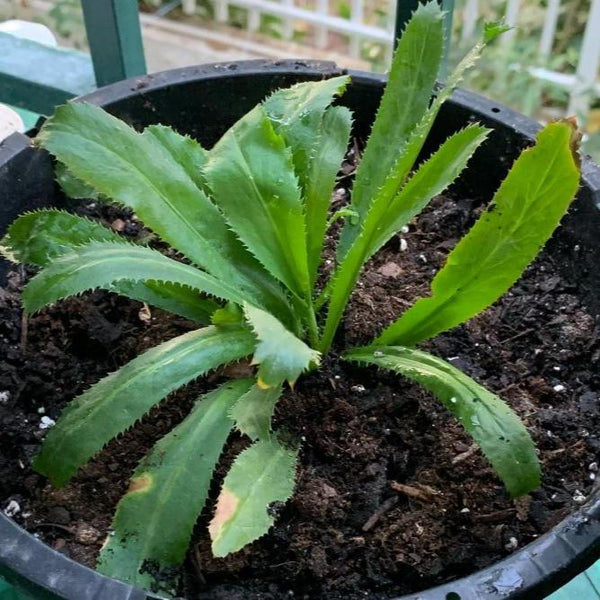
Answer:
0, 60, 599, 600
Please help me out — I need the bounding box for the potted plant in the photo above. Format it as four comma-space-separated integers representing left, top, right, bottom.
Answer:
0, 4, 599, 599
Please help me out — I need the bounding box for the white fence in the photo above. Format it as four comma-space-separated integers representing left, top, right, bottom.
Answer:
181, 0, 600, 118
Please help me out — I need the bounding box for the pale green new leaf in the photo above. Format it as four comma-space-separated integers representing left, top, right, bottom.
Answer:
320, 125, 489, 352
262, 75, 350, 189
337, 0, 444, 256
97, 379, 252, 595
22, 241, 251, 315
204, 105, 310, 300
304, 105, 353, 284
263, 77, 353, 284
377, 120, 581, 347
210, 438, 298, 557
346, 346, 540, 497
229, 382, 283, 441
244, 303, 320, 387
0, 210, 218, 323
36, 102, 293, 324
33, 325, 256, 486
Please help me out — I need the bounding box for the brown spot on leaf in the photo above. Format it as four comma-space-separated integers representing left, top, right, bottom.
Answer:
128, 474, 152, 494
209, 488, 239, 541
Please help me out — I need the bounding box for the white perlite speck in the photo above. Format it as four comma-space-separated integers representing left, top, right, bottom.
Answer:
4, 500, 20, 517
573, 490, 586, 504
399, 238, 408, 252
351, 384, 366, 393
504, 537, 518, 551
553, 384, 566, 392
39, 416, 56, 430
0, 391, 9, 404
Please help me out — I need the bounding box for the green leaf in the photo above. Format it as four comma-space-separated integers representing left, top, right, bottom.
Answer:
263, 78, 353, 285
0, 210, 218, 323
36, 102, 294, 325
304, 105, 353, 285
339, 9, 503, 263
142, 124, 208, 191
33, 325, 256, 487
55, 162, 100, 200
320, 125, 489, 353
0, 209, 121, 266
262, 75, 350, 190
376, 120, 581, 347
204, 105, 310, 300
97, 379, 252, 595
244, 303, 320, 388
21, 241, 253, 315
484, 21, 512, 43
229, 382, 283, 441
209, 438, 298, 557
337, 0, 444, 257
346, 346, 540, 497
115, 280, 219, 324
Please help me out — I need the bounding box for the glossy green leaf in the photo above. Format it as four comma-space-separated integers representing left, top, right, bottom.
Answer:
320, 125, 489, 352
337, 0, 444, 257
244, 303, 320, 387
22, 241, 251, 315
204, 105, 310, 300
377, 120, 581, 347
36, 102, 293, 324
346, 346, 540, 497
210, 438, 298, 557
142, 124, 208, 191
97, 379, 252, 595
229, 382, 283, 441
0, 210, 218, 323
33, 325, 256, 487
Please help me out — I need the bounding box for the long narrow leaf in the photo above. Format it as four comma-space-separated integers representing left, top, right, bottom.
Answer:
97, 379, 252, 594
209, 438, 298, 557
33, 325, 256, 486
377, 120, 580, 347
337, 0, 444, 257
204, 106, 310, 300
22, 241, 252, 315
1, 210, 218, 323
320, 125, 488, 352
305, 105, 353, 284
346, 346, 540, 497
36, 103, 294, 324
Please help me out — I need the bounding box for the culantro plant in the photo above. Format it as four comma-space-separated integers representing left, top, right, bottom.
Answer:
0, 3, 581, 595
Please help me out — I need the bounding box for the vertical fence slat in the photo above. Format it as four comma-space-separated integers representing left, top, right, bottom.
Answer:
248, 7, 261, 32
348, 0, 364, 58
182, 0, 197, 15
539, 0, 561, 59
215, 0, 229, 23
567, 0, 600, 117
282, 0, 294, 39
316, 0, 329, 49
501, 0, 521, 45
461, 0, 479, 42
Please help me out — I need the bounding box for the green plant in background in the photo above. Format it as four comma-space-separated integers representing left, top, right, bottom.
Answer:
0, 2, 581, 596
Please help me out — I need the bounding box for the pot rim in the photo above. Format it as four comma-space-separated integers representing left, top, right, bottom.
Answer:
0, 59, 598, 600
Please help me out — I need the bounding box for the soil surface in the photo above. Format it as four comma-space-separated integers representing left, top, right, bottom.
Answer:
1, 193, 599, 599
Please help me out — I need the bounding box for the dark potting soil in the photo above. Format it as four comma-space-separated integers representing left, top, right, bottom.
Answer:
0, 193, 599, 600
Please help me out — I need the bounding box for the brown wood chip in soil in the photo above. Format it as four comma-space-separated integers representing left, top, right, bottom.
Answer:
0, 194, 598, 599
